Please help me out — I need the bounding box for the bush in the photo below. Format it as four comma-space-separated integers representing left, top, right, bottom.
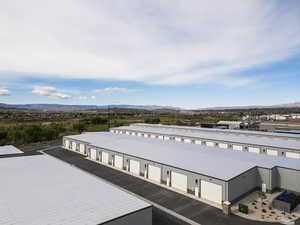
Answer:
144, 118, 160, 124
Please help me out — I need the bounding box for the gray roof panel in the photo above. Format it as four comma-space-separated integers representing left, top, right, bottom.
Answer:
0, 154, 150, 225
67, 132, 300, 181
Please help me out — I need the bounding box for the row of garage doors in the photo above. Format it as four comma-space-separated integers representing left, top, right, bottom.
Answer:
114, 131, 300, 159
89, 149, 223, 204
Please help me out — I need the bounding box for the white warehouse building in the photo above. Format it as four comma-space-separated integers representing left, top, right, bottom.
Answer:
63, 132, 300, 207
110, 124, 300, 159
0, 145, 152, 225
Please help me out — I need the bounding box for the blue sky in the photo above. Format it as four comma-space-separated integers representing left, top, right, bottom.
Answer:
0, 0, 300, 109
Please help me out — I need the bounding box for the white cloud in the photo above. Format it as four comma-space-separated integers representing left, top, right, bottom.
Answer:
0, 0, 299, 86
32, 86, 71, 99
0, 88, 10, 96
92, 87, 133, 94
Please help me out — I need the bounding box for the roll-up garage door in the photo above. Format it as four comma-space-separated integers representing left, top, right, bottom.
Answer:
80, 144, 85, 154
195, 140, 202, 145
130, 160, 140, 175
266, 149, 278, 156
164, 136, 170, 140
171, 171, 187, 192
286, 152, 300, 159
65, 140, 70, 149
101, 152, 109, 164
148, 165, 161, 183
158, 135, 164, 139
233, 145, 243, 151
184, 139, 192, 143
137, 132, 142, 136
72, 142, 77, 151
151, 134, 156, 138
175, 137, 182, 142
126, 131, 130, 135
219, 143, 228, 149
206, 141, 215, 147
114, 155, 123, 169
200, 180, 222, 204
90, 149, 97, 160
248, 147, 260, 154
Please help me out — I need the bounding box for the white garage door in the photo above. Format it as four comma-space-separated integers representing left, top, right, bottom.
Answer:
175, 137, 182, 142
266, 149, 278, 156
65, 140, 69, 149
101, 152, 109, 164
248, 147, 260, 154
72, 142, 77, 151
206, 141, 215, 147
137, 132, 142, 136
219, 143, 228, 149
171, 171, 187, 192
286, 152, 300, 159
201, 180, 222, 204
195, 140, 202, 145
233, 145, 243, 151
114, 155, 123, 169
148, 165, 161, 183
126, 131, 130, 135
158, 135, 164, 139
130, 160, 140, 175
80, 144, 85, 154
184, 139, 192, 143
150, 134, 156, 138
90, 149, 97, 160
165, 136, 170, 140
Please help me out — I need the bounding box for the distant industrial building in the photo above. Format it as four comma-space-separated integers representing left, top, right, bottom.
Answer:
0, 145, 152, 225
216, 121, 243, 129
63, 131, 300, 207
110, 124, 300, 159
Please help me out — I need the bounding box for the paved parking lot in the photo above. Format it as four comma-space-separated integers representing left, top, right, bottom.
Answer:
45, 148, 280, 225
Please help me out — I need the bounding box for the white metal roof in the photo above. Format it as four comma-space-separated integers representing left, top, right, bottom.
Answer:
112, 125, 300, 150
0, 154, 150, 225
131, 123, 300, 139
0, 145, 23, 155
66, 132, 300, 181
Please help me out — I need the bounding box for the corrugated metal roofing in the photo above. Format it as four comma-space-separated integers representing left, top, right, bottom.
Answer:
132, 123, 300, 139
66, 132, 300, 181
112, 125, 300, 150
0, 145, 23, 155
0, 154, 150, 225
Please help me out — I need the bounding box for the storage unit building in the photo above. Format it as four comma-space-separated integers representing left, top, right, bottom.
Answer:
63, 132, 300, 207
0, 151, 152, 225
110, 124, 300, 159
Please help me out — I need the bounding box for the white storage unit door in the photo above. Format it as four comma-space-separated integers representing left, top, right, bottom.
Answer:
80, 144, 85, 154
158, 135, 164, 139
195, 140, 202, 145
150, 134, 156, 138
233, 145, 243, 151
206, 141, 215, 147
266, 149, 278, 156
101, 152, 109, 164
219, 143, 228, 149
165, 136, 170, 140
175, 137, 182, 142
72, 142, 77, 151
201, 180, 222, 204
184, 138, 192, 143
129, 160, 140, 175
148, 165, 161, 183
248, 147, 260, 154
137, 132, 142, 136
114, 155, 123, 169
286, 152, 300, 159
90, 149, 97, 160
126, 131, 130, 135
171, 171, 187, 192
65, 140, 69, 149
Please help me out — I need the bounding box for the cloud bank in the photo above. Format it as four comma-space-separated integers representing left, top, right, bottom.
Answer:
92, 87, 133, 94
0, 0, 299, 86
32, 86, 71, 99
0, 88, 10, 96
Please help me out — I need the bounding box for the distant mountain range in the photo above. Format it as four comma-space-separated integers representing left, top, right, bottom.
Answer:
0, 103, 179, 111
0, 102, 299, 111
199, 102, 300, 110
